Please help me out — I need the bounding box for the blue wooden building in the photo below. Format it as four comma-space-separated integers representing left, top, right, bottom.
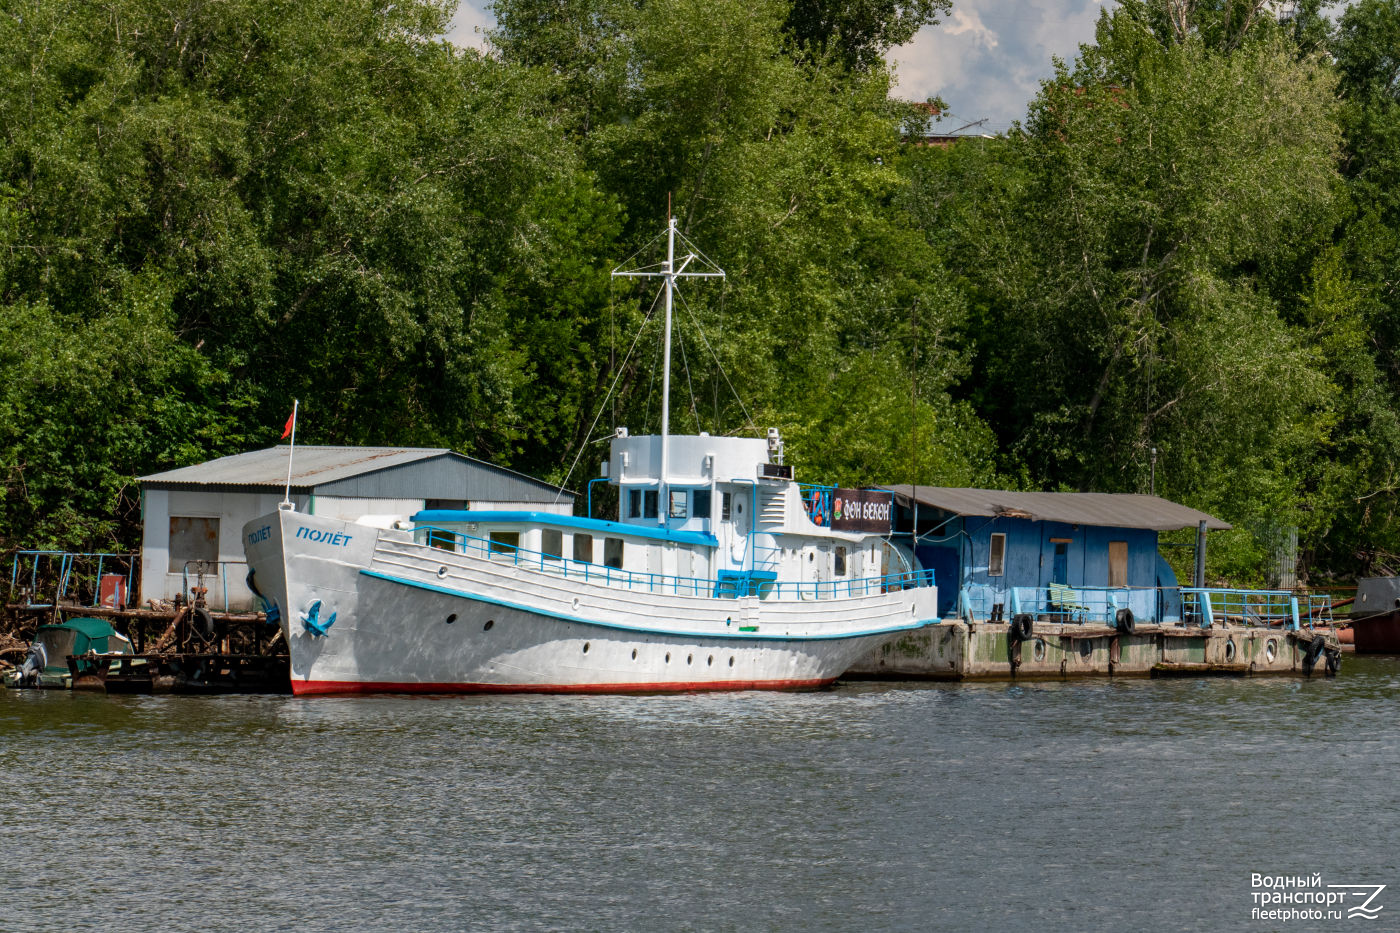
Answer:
882, 486, 1230, 624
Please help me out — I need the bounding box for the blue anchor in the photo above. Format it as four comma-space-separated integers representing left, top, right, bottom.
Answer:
300, 599, 337, 637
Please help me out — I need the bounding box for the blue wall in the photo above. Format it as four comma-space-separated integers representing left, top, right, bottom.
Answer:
915, 513, 1172, 622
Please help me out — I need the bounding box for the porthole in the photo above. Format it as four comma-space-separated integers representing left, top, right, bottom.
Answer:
1224, 638, 1237, 662
483, 619, 495, 632
1079, 640, 1092, 659
631, 649, 637, 660
583, 642, 590, 654
808, 553, 814, 562
1265, 639, 1277, 662
707, 655, 713, 666
571, 597, 580, 610
729, 656, 735, 667
1033, 639, 1046, 662
665, 652, 671, 663
445, 614, 457, 625
436, 566, 448, 578
687, 654, 693, 665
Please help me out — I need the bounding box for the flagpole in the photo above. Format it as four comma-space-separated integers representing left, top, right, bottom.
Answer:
280, 399, 299, 511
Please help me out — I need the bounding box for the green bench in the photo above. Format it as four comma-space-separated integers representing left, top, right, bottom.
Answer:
1048, 583, 1089, 621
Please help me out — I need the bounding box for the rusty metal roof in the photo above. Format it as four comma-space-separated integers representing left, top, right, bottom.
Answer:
140, 446, 571, 500
882, 485, 1231, 532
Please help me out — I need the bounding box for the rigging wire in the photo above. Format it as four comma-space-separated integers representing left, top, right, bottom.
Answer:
674, 313, 702, 434
674, 284, 759, 436
552, 286, 664, 504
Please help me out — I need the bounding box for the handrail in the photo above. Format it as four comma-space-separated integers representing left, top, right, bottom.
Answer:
952, 582, 1333, 629
180, 559, 250, 613
8, 550, 138, 610
413, 524, 926, 600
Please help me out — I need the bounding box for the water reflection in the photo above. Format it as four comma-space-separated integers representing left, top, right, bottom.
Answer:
2, 658, 1397, 932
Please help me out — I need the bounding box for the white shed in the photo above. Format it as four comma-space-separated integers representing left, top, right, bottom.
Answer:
139, 446, 573, 611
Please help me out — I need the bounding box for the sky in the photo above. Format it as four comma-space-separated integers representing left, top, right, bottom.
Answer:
444, 0, 1111, 134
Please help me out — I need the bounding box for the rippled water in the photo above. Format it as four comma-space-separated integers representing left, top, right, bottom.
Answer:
2, 658, 1398, 932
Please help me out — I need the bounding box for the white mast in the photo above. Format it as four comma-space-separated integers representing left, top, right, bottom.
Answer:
612, 215, 724, 524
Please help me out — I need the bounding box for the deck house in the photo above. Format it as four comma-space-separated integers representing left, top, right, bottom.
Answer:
882, 486, 1230, 624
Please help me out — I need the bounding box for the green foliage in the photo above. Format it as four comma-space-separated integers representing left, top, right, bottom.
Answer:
6, 0, 1400, 588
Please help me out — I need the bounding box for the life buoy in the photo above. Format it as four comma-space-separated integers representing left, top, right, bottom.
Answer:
1115, 608, 1136, 635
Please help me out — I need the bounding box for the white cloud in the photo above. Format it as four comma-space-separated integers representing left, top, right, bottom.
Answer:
892, 0, 1110, 132
446, 1, 494, 51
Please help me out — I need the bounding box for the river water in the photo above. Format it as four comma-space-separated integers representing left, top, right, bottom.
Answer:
2, 658, 1397, 932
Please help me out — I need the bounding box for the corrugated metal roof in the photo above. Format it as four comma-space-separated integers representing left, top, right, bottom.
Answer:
140, 446, 570, 498
882, 485, 1231, 532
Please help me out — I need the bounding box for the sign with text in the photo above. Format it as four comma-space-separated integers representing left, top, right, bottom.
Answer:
831, 489, 894, 534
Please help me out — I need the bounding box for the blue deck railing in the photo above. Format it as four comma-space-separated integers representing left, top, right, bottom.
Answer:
7, 551, 138, 610
413, 525, 925, 600
953, 582, 1334, 630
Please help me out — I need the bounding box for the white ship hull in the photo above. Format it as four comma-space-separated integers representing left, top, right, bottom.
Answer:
245, 510, 939, 696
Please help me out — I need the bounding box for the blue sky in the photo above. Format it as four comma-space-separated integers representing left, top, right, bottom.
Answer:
445, 0, 1111, 133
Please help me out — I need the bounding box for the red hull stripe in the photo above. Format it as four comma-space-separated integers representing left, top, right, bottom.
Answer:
291, 677, 835, 696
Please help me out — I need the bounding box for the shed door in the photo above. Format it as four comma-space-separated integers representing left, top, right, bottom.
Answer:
1052, 542, 1068, 586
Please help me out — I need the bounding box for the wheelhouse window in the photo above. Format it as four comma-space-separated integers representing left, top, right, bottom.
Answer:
722, 492, 732, 521
169, 517, 219, 572
1108, 541, 1128, 587
988, 533, 1006, 577
603, 537, 624, 569
541, 529, 563, 561
489, 531, 520, 559
426, 529, 457, 552
835, 546, 847, 576
628, 489, 642, 518
669, 490, 687, 519
644, 490, 658, 519
574, 533, 594, 563
693, 489, 712, 519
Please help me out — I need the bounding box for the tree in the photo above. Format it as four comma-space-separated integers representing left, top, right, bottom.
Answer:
910, 0, 1344, 576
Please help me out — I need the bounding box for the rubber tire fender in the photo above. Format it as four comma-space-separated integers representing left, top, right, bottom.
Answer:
192, 607, 216, 642
1301, 633, 1327, 674
1324, 648, 1342, 676
1010, 613, 1034, 643
1115, 608, 1136, 635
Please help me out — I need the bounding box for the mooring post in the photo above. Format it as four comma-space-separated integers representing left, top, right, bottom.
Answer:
1194, 519, 1207, 589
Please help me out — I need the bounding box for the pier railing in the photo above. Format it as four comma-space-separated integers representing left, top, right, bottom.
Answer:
955, 583, 1335, 630
179, 559, 251, 613
7, 550, 138, 610
413, 524, 926, 600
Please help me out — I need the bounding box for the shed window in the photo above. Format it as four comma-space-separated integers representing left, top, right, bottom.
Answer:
541, 529, 563, 561
574, 533, 594, 563
1109, 541, 1128, 587
604, 537, 624, 569
169, 517, 219, 573
988, 533, 1006, 577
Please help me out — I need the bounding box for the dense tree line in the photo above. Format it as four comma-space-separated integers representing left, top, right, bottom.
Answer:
0, 0, 1396, 584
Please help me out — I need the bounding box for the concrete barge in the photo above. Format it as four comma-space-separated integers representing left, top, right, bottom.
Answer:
851, 620, 1342, 680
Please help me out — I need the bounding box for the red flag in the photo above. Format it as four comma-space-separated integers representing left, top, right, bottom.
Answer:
281, 409, 295, 439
